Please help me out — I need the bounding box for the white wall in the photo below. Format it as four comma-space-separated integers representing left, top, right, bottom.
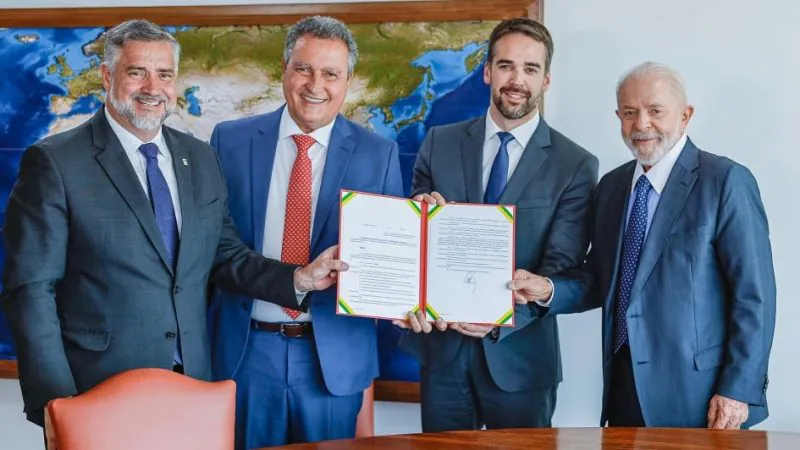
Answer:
2, 0, 799, 447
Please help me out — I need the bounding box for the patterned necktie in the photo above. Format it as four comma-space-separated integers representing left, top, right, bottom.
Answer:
280, 134, 315, 320
138, 142, 181, 365
484, 131, 514, 204
138, 143, 179, 267
613, 175, 653, 353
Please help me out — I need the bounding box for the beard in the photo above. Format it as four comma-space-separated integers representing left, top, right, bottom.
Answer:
109, 84, 173, 131
492, 84, 543, 120
623, 129, 681, 167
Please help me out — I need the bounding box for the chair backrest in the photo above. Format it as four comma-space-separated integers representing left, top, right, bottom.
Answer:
45, 368, 235, 450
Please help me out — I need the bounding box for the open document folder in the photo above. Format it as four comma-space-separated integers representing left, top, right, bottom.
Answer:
336, 190, 516, 326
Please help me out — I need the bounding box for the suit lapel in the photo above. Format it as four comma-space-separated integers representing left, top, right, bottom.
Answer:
165, 128, 195, 275
92, 111, 174, 274
603, 163, 636, 311
630, 140, 699, 297
461, 118, 485, 203
498, 118, 550, 205
311, 115, 354, 253
251, 109, 283, 253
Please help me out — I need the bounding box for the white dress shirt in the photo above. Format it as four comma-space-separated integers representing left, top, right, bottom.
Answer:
251, 107, 334, 323
481, 109, 540, 196
537, 133, 688, 308
104, 107, 182, 236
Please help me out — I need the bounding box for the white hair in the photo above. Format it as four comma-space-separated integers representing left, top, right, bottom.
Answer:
616, 61, 687, 105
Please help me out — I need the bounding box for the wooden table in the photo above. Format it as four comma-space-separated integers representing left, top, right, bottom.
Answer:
265, 428, 800, 449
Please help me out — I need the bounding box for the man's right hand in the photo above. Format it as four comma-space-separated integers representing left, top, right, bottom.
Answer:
393, 310, 447, 334
508, 269, 553, 304
413, 191, 446, 206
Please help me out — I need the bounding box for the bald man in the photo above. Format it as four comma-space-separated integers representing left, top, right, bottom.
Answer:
510, 61, 776, 430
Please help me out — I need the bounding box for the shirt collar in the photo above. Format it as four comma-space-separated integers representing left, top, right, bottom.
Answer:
104, 106, 167, 156
631, 133, 688, 195
279, 105, 335, 149
484, 108, 540, 149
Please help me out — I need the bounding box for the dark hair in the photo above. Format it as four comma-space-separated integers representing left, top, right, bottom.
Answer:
487, 18, 554, 74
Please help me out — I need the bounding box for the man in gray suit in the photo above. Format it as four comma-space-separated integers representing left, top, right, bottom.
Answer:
511, 62, 776, 429
1, 19, 345, 428
396, 18, 598, 431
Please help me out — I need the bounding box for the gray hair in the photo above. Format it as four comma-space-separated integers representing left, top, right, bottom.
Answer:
103, 19, 181, 73
617, 61, 687, 105
283, 16, 359, 77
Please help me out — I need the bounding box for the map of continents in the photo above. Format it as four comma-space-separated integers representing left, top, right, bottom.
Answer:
0, 21, 497, 382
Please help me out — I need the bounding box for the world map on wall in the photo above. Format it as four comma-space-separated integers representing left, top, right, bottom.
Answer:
0, 21, 496, 382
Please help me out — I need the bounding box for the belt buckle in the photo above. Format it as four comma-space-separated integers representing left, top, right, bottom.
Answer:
280, 323, 299, 337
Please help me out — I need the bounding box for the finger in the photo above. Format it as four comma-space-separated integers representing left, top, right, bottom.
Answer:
322, 260, 349, 273
514, 269, 533, 280
514, 291, 530, 304
449, 322, 464, 333
712, 412, 728, 429
430, 191, 446, 205
392, 320, 409, 329
434, 318, 447, 331
417, 311, 432, 333
412, 194, 424, 202
707, 400, 718, 428
407, 312, 422, 333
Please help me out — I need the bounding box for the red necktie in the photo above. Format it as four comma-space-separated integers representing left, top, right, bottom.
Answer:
280, 134, 315, 320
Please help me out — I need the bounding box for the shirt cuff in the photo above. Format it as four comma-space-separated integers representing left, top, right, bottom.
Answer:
533, 278, 555, 307
293, 267, 308, 305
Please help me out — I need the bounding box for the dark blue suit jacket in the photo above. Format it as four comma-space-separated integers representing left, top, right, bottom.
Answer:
208, 105, 404, 396
400, 116, 599, 392
546, 138, 776, 427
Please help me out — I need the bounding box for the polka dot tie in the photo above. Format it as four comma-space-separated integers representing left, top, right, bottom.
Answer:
280, 134, 315, 320
613, 175, 653, 353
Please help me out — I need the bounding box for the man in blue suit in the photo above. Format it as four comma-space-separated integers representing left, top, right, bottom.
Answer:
396, 18, 599, 431
511, 62, 776, 429
209, 16, 403, 449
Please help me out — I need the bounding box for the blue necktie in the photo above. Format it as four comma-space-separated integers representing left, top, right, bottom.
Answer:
138, 142, 181, 365
138, 143, 179, 268
484, 131, 514, 204
613, 175, 653, 353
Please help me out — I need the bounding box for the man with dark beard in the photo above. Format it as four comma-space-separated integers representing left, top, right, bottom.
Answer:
1, 19, 346, 430
395, 18, 598, 431
510, 62, 776, 429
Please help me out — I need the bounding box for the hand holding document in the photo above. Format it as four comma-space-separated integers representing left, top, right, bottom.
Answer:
336, 190, 516, 327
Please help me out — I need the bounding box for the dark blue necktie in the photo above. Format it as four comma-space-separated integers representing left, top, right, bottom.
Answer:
484, 131, 514, 204
138, 143, 179, 268
139, 142, 182, 366
613, 175, 653, 353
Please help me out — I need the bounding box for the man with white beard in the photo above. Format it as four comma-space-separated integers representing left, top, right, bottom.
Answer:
1, 19, 345, 434
509, 62, 776, 430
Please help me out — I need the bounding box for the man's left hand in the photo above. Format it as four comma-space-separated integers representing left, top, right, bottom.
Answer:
294, 245, 348, 292
449, 322, 494, 338
707, 394, 749, 429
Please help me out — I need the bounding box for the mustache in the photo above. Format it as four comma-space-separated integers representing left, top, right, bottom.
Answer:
499, 86, 531, 98
630, 131, 663, 141
132, 92, 169, 104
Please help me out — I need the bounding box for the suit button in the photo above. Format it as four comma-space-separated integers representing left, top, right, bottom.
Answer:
173, 285, 182, 295
165, 331, 177, 339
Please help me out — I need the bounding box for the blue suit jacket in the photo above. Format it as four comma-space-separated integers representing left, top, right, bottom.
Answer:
546, 138, 776, 427
208, 106, 404, 396
400, 116, 599, 392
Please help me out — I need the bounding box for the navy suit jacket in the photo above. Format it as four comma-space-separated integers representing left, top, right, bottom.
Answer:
209, 106, 404, 396
546, 138, 776, 427
400, 115, 598, 392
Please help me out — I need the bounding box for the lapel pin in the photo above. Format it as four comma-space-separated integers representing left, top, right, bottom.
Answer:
182, 158, 188, 166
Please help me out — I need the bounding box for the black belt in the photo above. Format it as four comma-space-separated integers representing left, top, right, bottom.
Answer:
252, 320, 313, 338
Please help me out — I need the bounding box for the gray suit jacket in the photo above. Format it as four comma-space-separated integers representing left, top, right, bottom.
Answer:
399, 116, 598, 391
1, 110, 301, 426
545, 139, 776, 427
